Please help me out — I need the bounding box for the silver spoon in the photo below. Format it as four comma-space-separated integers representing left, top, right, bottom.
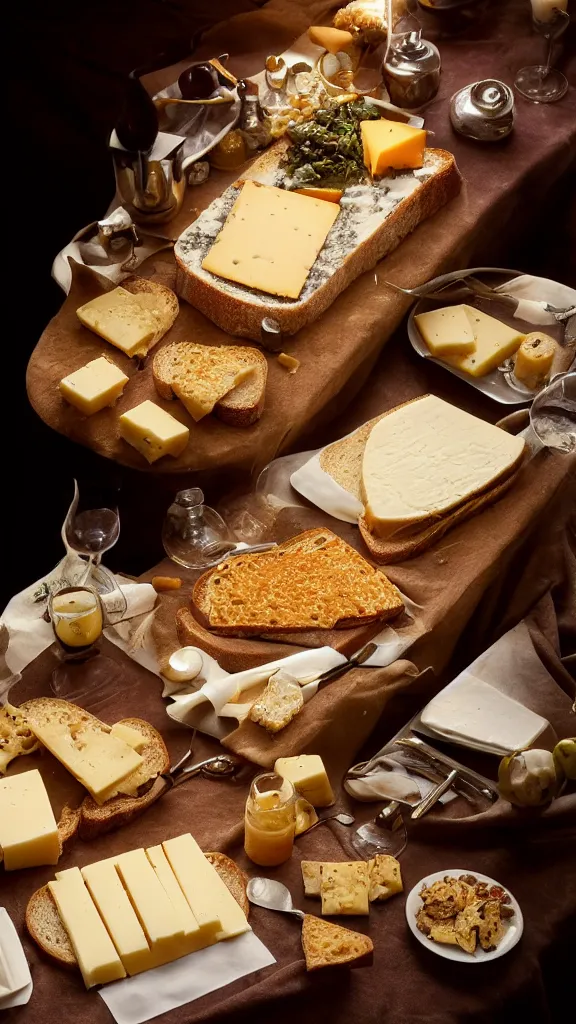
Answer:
301, 811, 355, 835
247, 878, 304, 920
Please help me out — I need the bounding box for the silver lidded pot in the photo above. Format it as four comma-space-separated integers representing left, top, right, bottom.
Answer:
450, 79, 515, 141
382, 31, 441, 110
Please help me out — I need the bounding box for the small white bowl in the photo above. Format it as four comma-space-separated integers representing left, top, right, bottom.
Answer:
405, 868, 523, 962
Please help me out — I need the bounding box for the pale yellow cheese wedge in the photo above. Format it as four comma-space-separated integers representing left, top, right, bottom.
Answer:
415, 304, 476, 357
275, 754, 335, 807
77, 288, 159, 357
0, 770, 60, 870
444, 306, 525, 377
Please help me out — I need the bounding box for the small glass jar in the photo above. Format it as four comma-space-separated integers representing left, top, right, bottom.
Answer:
244, 772, 296, 867
49, 586, 104, 661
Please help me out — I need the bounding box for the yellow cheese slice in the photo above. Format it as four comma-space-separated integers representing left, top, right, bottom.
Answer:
114, 849, 187, 963
77, 288, 160, 357
0, 770, 60, 870
294, 187, 343, 204
49, 869, 126, 987
80, 860, 153, 976
59, 356, 129, 415
444, 306, 525, 377
146, 846, 204, 944
201, 181, 340, 300
119, 400, 190, 464
26, 720, 143, 805
109, 722, 148, 752
360, 119, 426, 175
414, 304, 477, 357
163, 833, 249, 941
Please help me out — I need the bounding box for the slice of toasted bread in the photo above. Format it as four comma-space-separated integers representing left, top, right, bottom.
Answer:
192, 528, 403, 635
318, 414, 385, 502
57, 804, 82, 854
301, 914, 373, 971
175, 141, 460, 341
78, 718, 169, 839
26, 853, 249, 969
358, 469, 520, 563
152, 342, 266, 423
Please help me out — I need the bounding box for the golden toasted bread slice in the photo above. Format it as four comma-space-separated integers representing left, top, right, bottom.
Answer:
301, 914, 373, 971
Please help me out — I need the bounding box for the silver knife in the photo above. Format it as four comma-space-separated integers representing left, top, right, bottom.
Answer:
411, 769, 459, 820
395, 735, 498, 801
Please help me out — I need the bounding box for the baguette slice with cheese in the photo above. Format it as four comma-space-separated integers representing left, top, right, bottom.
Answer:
175, 140, 460, 342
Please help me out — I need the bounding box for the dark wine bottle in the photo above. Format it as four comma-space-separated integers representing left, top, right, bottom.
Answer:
115, 70, 158, 153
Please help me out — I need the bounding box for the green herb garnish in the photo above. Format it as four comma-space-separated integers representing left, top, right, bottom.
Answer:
283, 102, 380, 189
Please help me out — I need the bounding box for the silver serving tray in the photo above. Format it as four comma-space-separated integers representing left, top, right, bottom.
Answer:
407, 267, 573, 405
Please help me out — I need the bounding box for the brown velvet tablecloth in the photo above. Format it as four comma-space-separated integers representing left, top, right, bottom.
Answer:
3, 586, 575, 1024
25, 0, 576, 479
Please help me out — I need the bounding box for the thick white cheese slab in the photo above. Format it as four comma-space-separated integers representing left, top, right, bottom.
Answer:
419, 676, 548, 755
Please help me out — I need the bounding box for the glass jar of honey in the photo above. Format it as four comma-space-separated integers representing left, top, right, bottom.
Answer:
244, 772, 296, 867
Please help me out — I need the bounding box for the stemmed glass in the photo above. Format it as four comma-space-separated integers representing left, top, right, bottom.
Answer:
529, 371, 576, 452
63, 480, 127, 623
515, 2, 570, 103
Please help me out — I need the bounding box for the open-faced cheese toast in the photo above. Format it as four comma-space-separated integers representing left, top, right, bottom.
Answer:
175, 104, 460, 341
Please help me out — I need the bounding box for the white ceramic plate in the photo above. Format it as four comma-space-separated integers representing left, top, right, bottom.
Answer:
407, 268, 574, 405
406, 869, 523, 962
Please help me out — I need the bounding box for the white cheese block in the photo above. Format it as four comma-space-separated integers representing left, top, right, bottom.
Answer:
59, 356, 129, 415
201, 180, 340, 300
49, 869, 126, 988
119, 400, 189, 464
420, 677, 549, 754
361, 394, 525, 538
414, 304, 476, 357
0, 769, 60, 870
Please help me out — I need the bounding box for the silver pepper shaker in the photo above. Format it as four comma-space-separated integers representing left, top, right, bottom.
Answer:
450, 79, 515, 141
382, 31, 441, 110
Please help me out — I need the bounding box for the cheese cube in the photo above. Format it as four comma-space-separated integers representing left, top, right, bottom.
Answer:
274, 754, 335, 808
59, 356, 129, 415
49, 869, 126, 987
81, 860, 153, 976
320, 862, 370, 916
202, 181, 339, 300
27, 719, 143, 805
414, 305, 477, 357
163, 833, 250, 942
368, 855, 403, 901
119, 400, 189, 464
360, 119, 426, 176
110, 722, 148, 752
114, 849, 187, 962
146, 845, 202, 942
77, 287, 159, 357
0, 770, 60, 870
444, 306, 525, 377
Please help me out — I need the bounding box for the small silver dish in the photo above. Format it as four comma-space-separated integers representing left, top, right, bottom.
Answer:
450, 79, 514, 142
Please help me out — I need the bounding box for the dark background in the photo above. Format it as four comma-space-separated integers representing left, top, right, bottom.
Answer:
6, 0, 575, 609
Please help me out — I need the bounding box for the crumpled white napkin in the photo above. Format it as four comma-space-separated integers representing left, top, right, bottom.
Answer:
344, 752, 456, 806
99, 931, 275, 1024
0, 552, 156, 679
495, 274, 576, 326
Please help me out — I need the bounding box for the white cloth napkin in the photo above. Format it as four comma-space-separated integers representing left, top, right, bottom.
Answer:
0, 553, 156, 679
99, 931, 275, 1024
0, 908, 33, 1010
495, 274, 576, 326
344, 752, 456, 806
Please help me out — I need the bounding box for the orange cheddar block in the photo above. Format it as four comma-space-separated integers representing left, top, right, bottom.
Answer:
360, 119, 426, 176
294, 187, 343, 204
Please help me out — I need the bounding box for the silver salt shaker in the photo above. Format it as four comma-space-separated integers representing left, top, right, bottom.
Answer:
382, 31, 441, 110
450, 79, 515, 141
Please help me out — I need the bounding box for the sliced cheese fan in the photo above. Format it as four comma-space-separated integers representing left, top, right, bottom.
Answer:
361, 395, 525, 539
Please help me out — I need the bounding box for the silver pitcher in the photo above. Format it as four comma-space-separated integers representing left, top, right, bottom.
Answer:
110, 131, 186, 224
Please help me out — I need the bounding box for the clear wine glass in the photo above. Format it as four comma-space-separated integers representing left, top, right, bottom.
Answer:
63, 480, 127, 622
514, 3, 570, 103
351, 803, 408, 859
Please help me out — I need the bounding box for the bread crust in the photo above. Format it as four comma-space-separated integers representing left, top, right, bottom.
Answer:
174, 148, 461, 341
